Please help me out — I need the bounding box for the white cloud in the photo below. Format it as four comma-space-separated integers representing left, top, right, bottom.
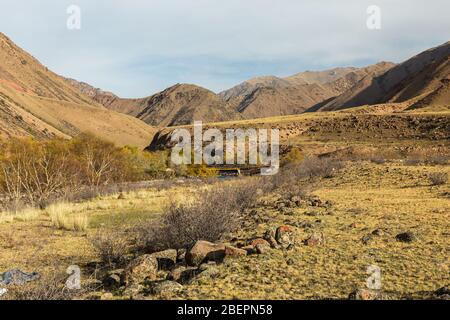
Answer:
1, 0, 449, 96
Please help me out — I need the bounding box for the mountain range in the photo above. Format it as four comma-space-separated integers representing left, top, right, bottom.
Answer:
0, 31, 449, 148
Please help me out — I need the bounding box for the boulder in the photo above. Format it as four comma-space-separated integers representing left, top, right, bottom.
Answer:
103, 269, 125, 289
396, 232, 416, 243
241, 245, 257, 255
151, 249, 177, 270
304, 232, 325, 246
224, 246, 247, 258
186, 241, 226, 266
263, 228, 280, 249
275, 226, 295, 247
256, 244, 270, 254
124, 254, 158, 285
435, 285, 450, 297
250, 238, 270, 247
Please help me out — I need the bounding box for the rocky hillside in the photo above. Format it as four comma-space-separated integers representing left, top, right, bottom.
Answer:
315, 41, 450, 111
0, 32, 156, 148
77, 63, 394, 127
219, 62, 395, 118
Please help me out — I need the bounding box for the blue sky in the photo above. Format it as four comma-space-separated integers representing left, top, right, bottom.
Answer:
1, 0, 449, 97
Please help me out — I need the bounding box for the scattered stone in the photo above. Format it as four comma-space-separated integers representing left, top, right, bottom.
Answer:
250, 238, 271, 248
275, 225, 295, 248
124, 254, 158, 285
177, 249, 186, 262
435, 285, 450, 297
186, 241, 226, 266
372, 229, 385, 236
349, 289, 381, 300
147, 280, 183, 295
305, 211, 319, 217
349, 222, 358, 229
151, 249, 177, 270
396, 231, 416, 243
103, 269, 125, 289
241, 245, 257, 255
255, 243, 270, 254
224, 246, 247, 258
286, 258, 294, 266
361, 234, 374, 245
304, 232, 325, 246
263, 229, 280, 249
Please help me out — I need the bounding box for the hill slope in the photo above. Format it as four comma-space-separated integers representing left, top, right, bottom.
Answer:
316, 42, 450, 111
0, 33, 156, 147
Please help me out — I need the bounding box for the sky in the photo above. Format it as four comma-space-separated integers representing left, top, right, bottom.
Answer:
1, 0, 449, 97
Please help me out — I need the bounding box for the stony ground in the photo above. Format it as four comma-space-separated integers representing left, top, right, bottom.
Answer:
0, 161, 448, 300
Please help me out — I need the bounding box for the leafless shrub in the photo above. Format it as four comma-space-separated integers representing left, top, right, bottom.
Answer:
90, 229, 130, 268
135, 180, 260, 252
300, 157, 344, 179
429, 172, 448, 186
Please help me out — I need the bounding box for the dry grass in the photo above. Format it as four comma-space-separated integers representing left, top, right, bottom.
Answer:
0, 160, 449, 300
0, 207, 42, 224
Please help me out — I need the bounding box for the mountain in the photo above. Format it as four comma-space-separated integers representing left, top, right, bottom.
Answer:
132, 84, 241, 127
315, 42, 450, 111
72, 62, 395, 127
218, 62, 395, 118
0, 32, 156, 148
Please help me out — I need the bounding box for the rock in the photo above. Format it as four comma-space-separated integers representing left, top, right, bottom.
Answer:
151, 249, 178, 270
224, 246, 247, 258
255, 243, 270, 254
103, 269, 125, 289
286, 258, 294, 266
117, 193, 125, 200
435, 285, 450, 296
304, 232, 325, 246
361, 234, 374, 245
348, 289, 381, 300
396, 232, 416, 243
177, 249, 186, 262
169, 267, 202, 285
186, 241, 226, 266
250, 238, 271, 248
349, 222, 358, 229
241, 245, 257, 255
124, 254, 158, 285
263, 229, 280, 249
147, 280, 183, 295
275, 226, 295, 247
372, 229, 384, 236
0, 288, 7, 298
